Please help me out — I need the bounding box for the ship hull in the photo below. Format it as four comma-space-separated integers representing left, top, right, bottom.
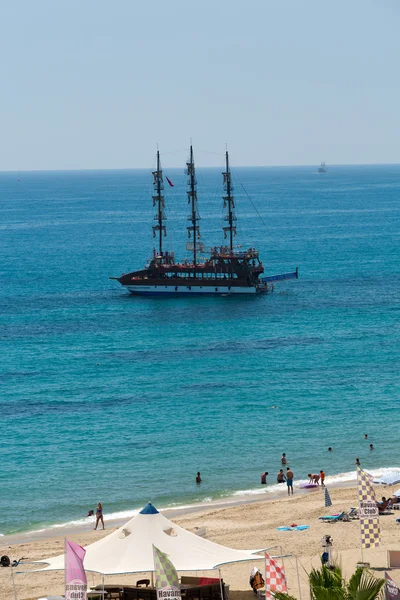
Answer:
124, 284, 261, 296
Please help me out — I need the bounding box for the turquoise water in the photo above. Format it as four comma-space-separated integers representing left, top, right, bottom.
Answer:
0, 164, 399, 536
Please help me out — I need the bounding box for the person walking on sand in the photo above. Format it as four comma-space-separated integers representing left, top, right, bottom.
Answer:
94, 502, 104, 530
320, 470, 325, 486
286, 467, 294, 495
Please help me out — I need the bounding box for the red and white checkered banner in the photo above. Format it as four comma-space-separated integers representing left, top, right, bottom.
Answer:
265, 552, 287, 599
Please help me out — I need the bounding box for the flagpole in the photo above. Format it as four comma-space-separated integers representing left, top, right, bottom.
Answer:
264, 552, 268, 600
64, 537, 67, 599
295, 557, 302, 600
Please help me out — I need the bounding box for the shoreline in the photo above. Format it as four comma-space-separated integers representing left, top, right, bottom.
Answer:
2, 479, 400, 600
1, 477, 361, 546
2, 463, 398, 546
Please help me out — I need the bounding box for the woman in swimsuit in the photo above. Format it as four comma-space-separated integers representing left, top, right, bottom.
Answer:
94, 502, 104, 530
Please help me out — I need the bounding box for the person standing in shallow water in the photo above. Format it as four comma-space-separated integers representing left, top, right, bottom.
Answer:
94, 502, 104, 530
286, 467, 294, 496
277, 469, 286, 483
281, 453, 288, 465
196, 472, 202, 484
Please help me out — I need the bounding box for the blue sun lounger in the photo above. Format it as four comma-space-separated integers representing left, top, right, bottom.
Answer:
319, 511, 346, 522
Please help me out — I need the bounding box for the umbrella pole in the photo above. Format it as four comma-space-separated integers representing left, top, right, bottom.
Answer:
102, 573, 105, 595
151, 571, 154, 587
10, 567, 18, 600
218, 568, 224, 600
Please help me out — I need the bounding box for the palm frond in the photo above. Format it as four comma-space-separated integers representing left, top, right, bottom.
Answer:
346, 568, 385, 600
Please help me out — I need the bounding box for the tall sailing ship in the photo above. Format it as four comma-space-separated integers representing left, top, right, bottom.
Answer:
318, 161, 327, 173
111, 146, 298, 296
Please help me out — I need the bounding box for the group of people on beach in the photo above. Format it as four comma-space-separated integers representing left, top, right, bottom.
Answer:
260, 454, 327, 495
260, 434, 378, 496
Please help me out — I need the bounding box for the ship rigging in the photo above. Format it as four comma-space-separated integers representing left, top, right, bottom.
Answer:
111, 146, 298, 296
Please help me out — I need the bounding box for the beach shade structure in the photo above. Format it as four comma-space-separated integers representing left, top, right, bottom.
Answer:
381, 472, 400, 486
373, 471, 400, 486
30, 503, 265, 575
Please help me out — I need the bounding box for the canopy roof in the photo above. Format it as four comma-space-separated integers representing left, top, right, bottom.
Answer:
34, 503, 263, 575
374, 471, 400, 486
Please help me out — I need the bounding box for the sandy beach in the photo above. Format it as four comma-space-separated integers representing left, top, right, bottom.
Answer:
1, 484, 399, 600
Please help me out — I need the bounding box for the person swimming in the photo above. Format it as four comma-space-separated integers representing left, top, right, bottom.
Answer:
196, 472, 202, 484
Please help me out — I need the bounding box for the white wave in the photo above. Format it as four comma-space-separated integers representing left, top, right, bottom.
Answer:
15, 465, 400, 539
232, 466, 400, 498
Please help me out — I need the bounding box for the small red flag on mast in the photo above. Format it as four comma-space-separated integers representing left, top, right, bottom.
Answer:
166, 176, 174, 187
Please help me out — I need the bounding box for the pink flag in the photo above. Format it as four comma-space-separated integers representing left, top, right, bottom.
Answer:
65, 539, 87, 600
166, 176, 174, 187
386, 572, 400, 600
265, 552, 287, 599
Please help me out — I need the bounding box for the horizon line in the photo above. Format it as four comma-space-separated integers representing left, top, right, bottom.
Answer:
0, 161, 400, 174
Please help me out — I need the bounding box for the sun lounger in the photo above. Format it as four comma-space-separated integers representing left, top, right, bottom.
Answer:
277, 525, 310, 531
319, 511, 350, 522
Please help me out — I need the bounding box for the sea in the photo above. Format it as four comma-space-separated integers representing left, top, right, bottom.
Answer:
0, 164, 399, 537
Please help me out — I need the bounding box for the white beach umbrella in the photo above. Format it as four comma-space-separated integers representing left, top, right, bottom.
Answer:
30, 503, 265, 575
379, 472, 400, 486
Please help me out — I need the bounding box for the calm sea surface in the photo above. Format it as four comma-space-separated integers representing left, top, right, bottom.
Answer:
0, 164, 399, 535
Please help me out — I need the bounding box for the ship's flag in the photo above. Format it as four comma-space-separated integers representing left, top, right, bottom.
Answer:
265, 552, 287, 599
357, 467, 380, 549
153, 545, 181, 600
65, 539, 87, 600
324, 487, 332, 507
166, 176, 174, 187
385, 572, 400, 599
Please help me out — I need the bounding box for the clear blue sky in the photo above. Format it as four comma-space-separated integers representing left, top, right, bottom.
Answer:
1, 0, 399, 170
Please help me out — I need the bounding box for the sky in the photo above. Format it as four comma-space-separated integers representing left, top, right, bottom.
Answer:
0, 0, 399, 170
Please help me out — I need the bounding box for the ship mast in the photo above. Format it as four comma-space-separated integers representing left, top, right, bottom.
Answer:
186, 145, 201, 268
222, 150, 236, 253
152, 150, 166, 257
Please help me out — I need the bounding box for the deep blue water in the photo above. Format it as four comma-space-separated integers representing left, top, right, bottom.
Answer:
0, 164, 399, 535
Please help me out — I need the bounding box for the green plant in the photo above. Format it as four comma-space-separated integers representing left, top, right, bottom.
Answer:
266, 566, 385, 600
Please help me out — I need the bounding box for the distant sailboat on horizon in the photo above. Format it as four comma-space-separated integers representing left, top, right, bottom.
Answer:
318, 161, 327, 173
